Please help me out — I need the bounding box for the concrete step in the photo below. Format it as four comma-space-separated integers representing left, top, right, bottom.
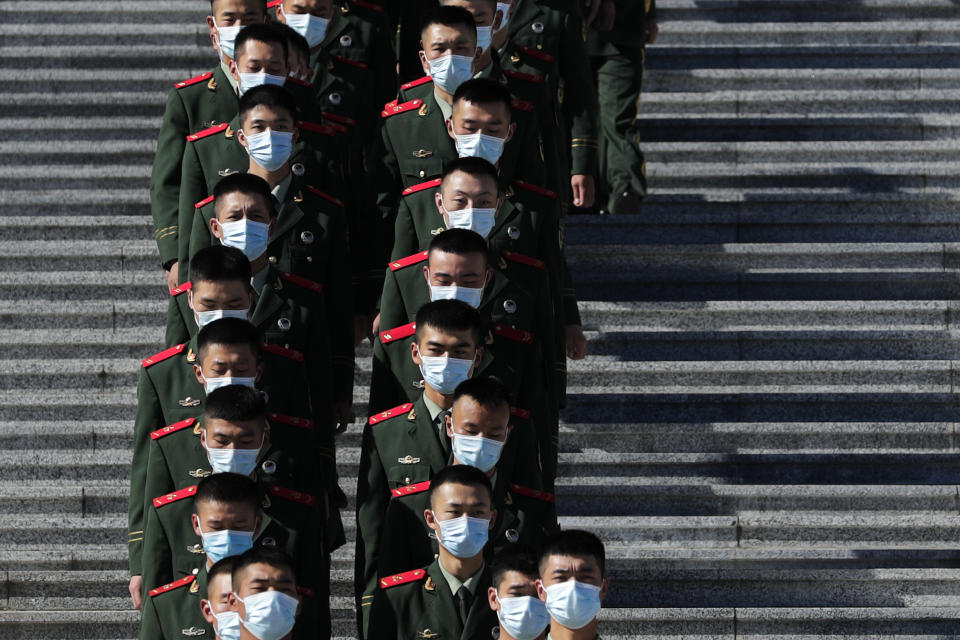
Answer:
650, 21, 960, 46
641, 90, 960, 116
656, 0, 960, 23
645, 67, 960, 92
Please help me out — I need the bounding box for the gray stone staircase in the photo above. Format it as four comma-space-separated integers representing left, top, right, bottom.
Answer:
2, 0, 960, 637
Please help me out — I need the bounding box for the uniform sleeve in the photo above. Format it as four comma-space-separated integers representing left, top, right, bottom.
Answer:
138, 592, 164, 640
150, 88, 189, 268
390, 200, 420, 260
369, 123, 403, 309
142, 440, 174, 531
176, 141, 208, 278
355, 423, 391, 639
516, 111, 548, 188
560, 10, 599, 176
140, 502, 174, 595
128, 368, 161, 576
325, 206, 356, 405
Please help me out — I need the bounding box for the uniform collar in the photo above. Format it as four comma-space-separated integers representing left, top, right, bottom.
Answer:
434, 88, 454, 121
272, 172, 293, 205
438, 558, 484, 597
219, 60, 239, 95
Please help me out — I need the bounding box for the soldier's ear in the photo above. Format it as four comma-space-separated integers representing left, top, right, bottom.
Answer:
191, 513, 202, 537
599, 577, 611, 601
422, 264, 431, 284
536, 579, 547, 602
193, 363, 205, 385
210, 217, 222, 239
419, 48, 430, 75
495, 195, 504, 215
236, 127, 248, 148
200, 599, 216, 625
504, 121, 517, 144
229, 59, 241, 83
445, 117, 456, 140
487, 586, 499, 611
435, 191, 445, 215
206, 17, 219, 53
444, 413, 454, 438
488, 508, 497, 530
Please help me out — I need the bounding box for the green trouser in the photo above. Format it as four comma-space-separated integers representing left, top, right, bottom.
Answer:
591, 43, 648, 213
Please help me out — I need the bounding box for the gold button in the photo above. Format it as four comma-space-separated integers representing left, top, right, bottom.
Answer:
419, 170, 425, 178
268, 256, 277, 263
306, 256, 313, 262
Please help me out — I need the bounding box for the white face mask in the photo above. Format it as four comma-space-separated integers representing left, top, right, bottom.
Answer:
418, 353, 475, 395
434, 513, 490, 558
453, 130, 506, 164
429, 284, 484, 308
543, 579, 602, 630
242, 128, 295, 171
428, 53, 474, 94
214, 610, 242, 640
440, 197, 497, 239
496, 595, 550, 640
190, 294, 250, 330
201, 375, 257, 395
475, 25, 493, 54
234, 590, 298, 640
237, 71, 287, 95
218, 218, 271, 261
214, 19, 243, 60
283, 11, 329, 48
451, 432, 505, 472
202, 432, 264, 476
495, 3, 512, 32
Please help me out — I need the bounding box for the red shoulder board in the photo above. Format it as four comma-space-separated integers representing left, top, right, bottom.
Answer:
380, 568, 427, 589
279, 271, 325, 294
401, 75, 433, 91
518, 46, 555, 63
332, 54, 368, 70
142, 343, 185, 368
297, 120, 337, 137
513, 180, 557, 199
269, 413, 314, 429
151, 417, 198, 440
286, 76, 313, 88
503, 69, 544, 84
368, 402, 414, 425
510, 407, 531, 420
382, 99, 423, 118
510, 483, 555, 503
174, 72, 213, 89
391, 480, 431, 498
326, 121, 348, 135
268, 485, 316, 506
383, 99, 398, 110
323, 111, 356, 127
511, 99, 534, 112
379, 322, 416, 345
194, 195, 214, 209
493, 324, 535, 344
389, 251, 429, 271
261, 342, 305, 362
502, 250, 546, 269
267, 0, 281, 7
402, 178, 441, 197
153, 485, 198, 508
350, 0, 384, 12
169, 281, 192, 297
304, 184, 345, 208
149, 574, 196, 597
297, 586, 315, 598
186, 122, 229, 142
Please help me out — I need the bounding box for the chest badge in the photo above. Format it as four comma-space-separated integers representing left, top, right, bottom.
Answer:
340, 34, 352, 47
398, 455, 421, 465
532, 22, 544, 33
182, 627, 205, 636
418, 103, 429, 116
261, 537, 277, 547
328, 92, 342, 105
418, 629, 440, 639
261, 459, 277, 474
430, 227, 445, 236
277, 317, 292, 331
503, 299, 517, 314
179, 397, 201, 408
505, 528, 519, 543
217, 168, 237, 177
300, 230, 315, 244
188, 469, 211, 479
292, 162, 305, 176
413, 149, 433, 158
507, 226, 521, 240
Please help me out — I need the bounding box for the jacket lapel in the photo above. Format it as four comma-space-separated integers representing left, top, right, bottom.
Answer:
273, 175, 307, 240
411, 397, 451, 471
250, 270, 286, 328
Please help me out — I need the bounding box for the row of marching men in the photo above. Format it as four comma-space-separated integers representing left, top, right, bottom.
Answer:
131, 0, 655, 638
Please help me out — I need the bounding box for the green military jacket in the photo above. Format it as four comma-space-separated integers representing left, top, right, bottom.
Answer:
588, 0, 657, 53
128, 335, 314, 580
138, 563, 209, 640
367, 559, 500, 640
150, 65, 238, 268
498, 0, 599, 180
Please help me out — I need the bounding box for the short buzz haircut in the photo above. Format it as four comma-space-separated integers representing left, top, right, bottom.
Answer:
414, 299, 484, 347
232, 547, 298, 587
190, 245, 253, 287
212, 172, 276, 219
233, 23, 289, 65
453, 377, 510, 412
194, 472, 261, 514
538, 530, 607, 577
421, 5, 477, 40
207, 556, 240, 597
427, 464, 493, 506
453, 78, 513, 122
204, 384, 268, 424
491, 544, 539, 589
196, 317, 263, 362
273, 22, 310, 62
210, 0, 268, 13
428, 228, 489, 264
237, 84, 298, 130
441, 157, 501, 193
440, 0, 498, 12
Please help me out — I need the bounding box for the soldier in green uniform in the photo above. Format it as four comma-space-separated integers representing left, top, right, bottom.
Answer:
536, 529, 611, 640
227, 547, 304, 640
368, 465, 501, 640
200, 557, 241, 640
587, 0, 657, 214
128, 317, 311, 611
485, 545, 550, 640
151, 0, 268, 294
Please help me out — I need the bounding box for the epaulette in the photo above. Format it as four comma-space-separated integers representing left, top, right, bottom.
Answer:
511, 99, 534, 112
518, 46, 555, 63
262, 342, 305, 363
267, 485, 316, 506
268, 413, 314, 430
350, 0, 384, 12
286, 76, 313, 88
323, 111, 356, 127
142, 343, 185, 368
510, 407, 531, 420
151, 417, 198, 440
379, 568, 427, 589
382, 99, 423, 118
194, 195, 214, 209
510, 483, 555, 503
383, 98, 398, 110
175, 72, 213, 89
493, 324, 535, 344
149, 574, 196, 597
502, 250, 546, 269
402, 178, 441, 197
279, 271, 325, 294
368, 402, 414, 425
297, 120, 337, 137
389, 251, 428, 271
169, 281, 192, 297
513, 180, 557, 199
503, 69, 544, 84
401, 76, 433, 91
332, 54, 368, 70
379, 322, 416, 344
305, 184, 345, 208
391, 480, 430, 498
186, 122, 229, 142
266, 0, 281, 7
153, 485, 197, 508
